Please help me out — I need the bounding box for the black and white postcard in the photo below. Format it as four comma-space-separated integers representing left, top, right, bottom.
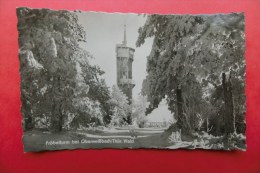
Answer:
17, 8, 246, 152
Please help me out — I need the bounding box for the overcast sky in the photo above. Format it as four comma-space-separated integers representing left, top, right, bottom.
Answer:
77, 12, 152, 99
77, 12, 173, 122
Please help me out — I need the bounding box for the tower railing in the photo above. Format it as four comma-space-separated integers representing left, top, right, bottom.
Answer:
119, 78, 135, 85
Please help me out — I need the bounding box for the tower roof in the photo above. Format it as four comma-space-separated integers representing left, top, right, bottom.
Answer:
122, 24, 127, 46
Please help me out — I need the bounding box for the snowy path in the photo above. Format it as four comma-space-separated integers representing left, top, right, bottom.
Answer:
75, 132, 149, 139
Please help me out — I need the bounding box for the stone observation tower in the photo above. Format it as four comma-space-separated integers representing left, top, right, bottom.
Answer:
116, 24, 135, 104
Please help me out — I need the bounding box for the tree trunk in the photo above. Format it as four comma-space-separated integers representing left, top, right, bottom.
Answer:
23, 113, 33, 131
175, 87, 192, 139
57, 103, 63, 131
176, 87, 184, 128
222, 73, 235, 135
21, 98, 34, 131
163, 87, 193, 141
49, 75, 64, 132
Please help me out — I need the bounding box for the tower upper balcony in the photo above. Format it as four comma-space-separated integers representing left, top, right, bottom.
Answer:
118, 78, 135, 87
116, 45, 135, 60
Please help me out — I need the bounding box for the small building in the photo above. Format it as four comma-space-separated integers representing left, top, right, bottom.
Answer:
144, 121, 169, 128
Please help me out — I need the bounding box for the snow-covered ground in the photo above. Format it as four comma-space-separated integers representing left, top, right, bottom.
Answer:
76, 132, 149, 139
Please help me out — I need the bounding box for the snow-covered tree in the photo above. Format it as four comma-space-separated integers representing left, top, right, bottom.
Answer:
132, 95, 148, 128
17, 8, 109, 131
80, 62, 112, 125
108, 85, 131, 126
69, 60, 104, 129
136, 13, 245, 141
137, 14, 206, 135
189, 14, 245, 140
